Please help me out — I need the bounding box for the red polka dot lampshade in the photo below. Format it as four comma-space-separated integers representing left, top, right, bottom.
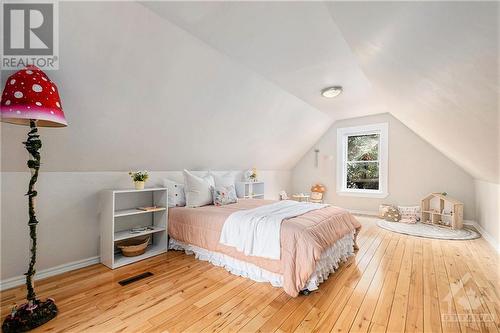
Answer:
0, 66, 67, 127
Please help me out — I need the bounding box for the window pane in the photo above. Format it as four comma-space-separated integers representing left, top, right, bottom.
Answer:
346, 162, 379, 190
347, 134, 379, 161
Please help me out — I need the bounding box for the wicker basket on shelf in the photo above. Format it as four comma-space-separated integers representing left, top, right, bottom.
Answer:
116, 235, 150, 257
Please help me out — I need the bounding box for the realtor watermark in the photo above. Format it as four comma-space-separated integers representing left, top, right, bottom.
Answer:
441, 272, 496, 327
1, 0, 59, 70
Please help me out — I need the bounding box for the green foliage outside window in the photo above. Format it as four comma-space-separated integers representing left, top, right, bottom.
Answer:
346, 134, 380, 190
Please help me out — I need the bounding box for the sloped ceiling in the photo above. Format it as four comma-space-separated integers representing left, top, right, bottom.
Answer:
141, 1, 499, 183
140, 1, 385, 121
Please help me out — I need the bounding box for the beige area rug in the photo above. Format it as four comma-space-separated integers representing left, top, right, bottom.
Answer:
376, 220, 480, 240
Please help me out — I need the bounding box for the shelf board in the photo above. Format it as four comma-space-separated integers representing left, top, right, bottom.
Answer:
243, 194, 264, 198
114, 226, 166, 242
113, 243, 166, 268
111, 187, 167, 194
114, 207, 166, 218
422, 221, 452, 228
422, 210, 452, 216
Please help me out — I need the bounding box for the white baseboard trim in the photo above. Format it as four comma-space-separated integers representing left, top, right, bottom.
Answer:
0, 256, 101, 292
463, 220, 500, 253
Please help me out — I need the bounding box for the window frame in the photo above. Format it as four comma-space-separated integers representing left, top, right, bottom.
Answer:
336, 123, 389, 198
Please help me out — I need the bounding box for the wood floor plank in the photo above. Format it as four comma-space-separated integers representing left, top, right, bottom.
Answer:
440, 241, 479, 333
254, 292, 307, 333
350, 235, 401, 333
386, 236, 414, 333
422, 239, 443, 333
217, 287, 283, 333
368, 235, 406, 332
431, 240, 462, 333
286, 229, 383, 333
335, 234, 400, 332
406, 238, 424, 333
447, 242, 499, 333
292, 225, 386, 333
197, 284, 273, 332
237, 292, 291, 333
455, 242, 500, 331
312, 228, 392, 332
151, 280, 257, 332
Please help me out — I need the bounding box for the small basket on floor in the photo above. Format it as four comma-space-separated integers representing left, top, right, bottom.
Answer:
117, 235, 150, 257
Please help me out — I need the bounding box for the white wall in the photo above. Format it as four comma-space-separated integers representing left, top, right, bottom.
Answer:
291, 113, 476, 220
474, 180, 500, 250
0, 170, 290, 281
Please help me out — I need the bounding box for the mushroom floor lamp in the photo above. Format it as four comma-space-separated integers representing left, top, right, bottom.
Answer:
1, 66, 67, 332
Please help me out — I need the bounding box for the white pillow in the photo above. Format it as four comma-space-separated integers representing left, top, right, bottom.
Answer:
211, 171, 235, 188
162, 179, 186, 207
204, 171, 215, 188
183, 170, 214, 208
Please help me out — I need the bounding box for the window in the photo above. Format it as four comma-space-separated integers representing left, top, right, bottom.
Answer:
337, 123, 388, 198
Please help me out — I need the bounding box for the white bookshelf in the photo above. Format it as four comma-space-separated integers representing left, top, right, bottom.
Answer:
100, 187, 168, 269
235, 181, 265, 199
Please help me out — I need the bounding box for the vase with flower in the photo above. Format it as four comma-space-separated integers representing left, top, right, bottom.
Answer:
129, 170, 149, 190
244, 168, 258, 182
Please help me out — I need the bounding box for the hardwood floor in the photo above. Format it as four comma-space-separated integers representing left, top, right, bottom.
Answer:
1, 216, 498, 332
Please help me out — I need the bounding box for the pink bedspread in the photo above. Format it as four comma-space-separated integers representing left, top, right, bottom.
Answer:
168, 199, 361, 297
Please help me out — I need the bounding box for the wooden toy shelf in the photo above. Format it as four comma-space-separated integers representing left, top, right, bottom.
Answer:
421, 193, 463, 229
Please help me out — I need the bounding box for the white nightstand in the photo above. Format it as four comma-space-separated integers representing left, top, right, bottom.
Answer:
235, 181, 265, 199
100, 187, 168, 269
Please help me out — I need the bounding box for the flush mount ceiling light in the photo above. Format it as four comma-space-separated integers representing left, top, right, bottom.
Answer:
321, 86, 343, 98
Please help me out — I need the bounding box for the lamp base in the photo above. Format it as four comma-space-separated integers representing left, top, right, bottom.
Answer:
2, 299, 57, 333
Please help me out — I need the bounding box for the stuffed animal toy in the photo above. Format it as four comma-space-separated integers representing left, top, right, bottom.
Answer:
310, 184, 326, 203
279, 190, 288, 200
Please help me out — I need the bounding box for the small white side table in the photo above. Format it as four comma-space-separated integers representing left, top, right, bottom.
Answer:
235, 181, 265, 199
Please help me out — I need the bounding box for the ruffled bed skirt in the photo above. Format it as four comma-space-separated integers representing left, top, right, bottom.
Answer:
168, 232, 355, 292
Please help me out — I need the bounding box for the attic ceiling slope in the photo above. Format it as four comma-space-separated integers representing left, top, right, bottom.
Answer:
1, 1, 332, 172
139, 1, 387, 121
329, 1, 499, 183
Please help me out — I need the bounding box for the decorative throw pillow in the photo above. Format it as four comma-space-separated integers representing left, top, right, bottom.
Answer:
383, 206, 401, 222
162, 179, 186, 207
211, 171, 236, 188
212, 185, 238, 206
183, 170, 214, 208
398, 206, 420, 224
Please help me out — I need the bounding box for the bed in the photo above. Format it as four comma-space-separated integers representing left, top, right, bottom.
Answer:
168, 199, 361, 297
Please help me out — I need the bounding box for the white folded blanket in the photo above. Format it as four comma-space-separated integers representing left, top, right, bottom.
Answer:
219, 200, 328, 260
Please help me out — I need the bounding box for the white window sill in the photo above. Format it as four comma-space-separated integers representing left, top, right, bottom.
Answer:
337, 190, 389, 199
